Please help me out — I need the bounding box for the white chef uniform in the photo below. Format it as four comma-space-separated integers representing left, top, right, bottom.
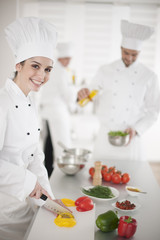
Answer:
0, 79, 54, 240
0, 17, 57, 240
90, 20, 160, 161
40, 42, 77, 159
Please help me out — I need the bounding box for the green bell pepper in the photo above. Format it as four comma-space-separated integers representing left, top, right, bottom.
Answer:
96, 210, 119, 232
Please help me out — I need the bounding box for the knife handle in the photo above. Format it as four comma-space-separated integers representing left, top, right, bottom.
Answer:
40, 194, 48, 201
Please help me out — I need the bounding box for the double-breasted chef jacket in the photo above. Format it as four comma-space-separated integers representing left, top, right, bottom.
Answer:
0, 78, 54, 240
90, 59, 160, 161
40, 61, 77, 159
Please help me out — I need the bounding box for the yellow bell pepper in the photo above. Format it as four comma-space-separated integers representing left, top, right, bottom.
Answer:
54, 212, 76, 227
61, 198, 75, 207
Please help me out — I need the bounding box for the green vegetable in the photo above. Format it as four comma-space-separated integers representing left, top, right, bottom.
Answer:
96, 210, 119, 232
82, 185, 115, 199
108, 131, 129, 137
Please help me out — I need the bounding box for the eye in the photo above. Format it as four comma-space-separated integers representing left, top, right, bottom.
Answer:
45, 68, 52, 73
32, 64, 39, 69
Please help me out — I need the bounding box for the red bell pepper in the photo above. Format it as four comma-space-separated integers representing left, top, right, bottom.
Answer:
118, 216, 137, 238
75, 196, 94, 212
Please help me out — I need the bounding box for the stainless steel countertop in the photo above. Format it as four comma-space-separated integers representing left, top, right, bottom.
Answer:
49, 159, 160, 240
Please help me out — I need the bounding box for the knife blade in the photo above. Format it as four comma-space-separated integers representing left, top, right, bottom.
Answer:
40, 194, 72, 216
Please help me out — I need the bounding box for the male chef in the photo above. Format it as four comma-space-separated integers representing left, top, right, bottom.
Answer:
77, 20, 160, 161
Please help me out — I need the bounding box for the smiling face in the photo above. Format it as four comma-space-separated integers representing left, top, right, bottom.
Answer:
121, 47, 140, 67
14, 56, 53, 96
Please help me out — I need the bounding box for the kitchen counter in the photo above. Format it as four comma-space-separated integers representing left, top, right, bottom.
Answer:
26, 159, 160, 240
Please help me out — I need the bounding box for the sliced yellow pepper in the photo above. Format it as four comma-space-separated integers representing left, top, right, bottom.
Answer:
61, 198, 75, 207
54, 212, 76, 227
78, 90, 98, 107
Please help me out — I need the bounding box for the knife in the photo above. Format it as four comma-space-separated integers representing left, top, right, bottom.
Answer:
40, 194, 72, 216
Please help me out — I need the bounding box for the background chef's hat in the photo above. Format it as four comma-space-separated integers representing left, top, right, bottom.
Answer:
121, 19, 154, 51
5, 17, 57, 64
56, 42, 74, 58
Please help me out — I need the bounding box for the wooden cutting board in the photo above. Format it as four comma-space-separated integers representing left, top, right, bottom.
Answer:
26, 205, 95, 240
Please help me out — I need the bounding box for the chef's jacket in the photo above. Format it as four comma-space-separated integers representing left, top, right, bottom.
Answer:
40, 61, 77, 158
90, 59, 160, 161
0, 78, 54, 240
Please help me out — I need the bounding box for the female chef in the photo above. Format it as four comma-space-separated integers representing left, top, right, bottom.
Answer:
77, 20, 160, 161
0, 17, 68, 240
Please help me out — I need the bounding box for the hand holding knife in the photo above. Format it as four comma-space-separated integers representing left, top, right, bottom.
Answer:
40, 194, 73, 217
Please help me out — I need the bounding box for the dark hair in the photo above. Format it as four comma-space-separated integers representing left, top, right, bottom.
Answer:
14, 60, 25, 78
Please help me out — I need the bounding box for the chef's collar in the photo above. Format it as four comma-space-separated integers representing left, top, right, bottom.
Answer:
6, 78, 31, 102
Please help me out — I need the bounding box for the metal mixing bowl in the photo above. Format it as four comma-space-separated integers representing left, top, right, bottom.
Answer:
108, 134, 129, 146
64, 148, 91, 161
57, 154, 88, 175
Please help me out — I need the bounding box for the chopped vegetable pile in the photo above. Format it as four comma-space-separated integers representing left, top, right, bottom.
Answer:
108, 131, 129, 137
116, 200, 136, 210
82, 185, 115, 199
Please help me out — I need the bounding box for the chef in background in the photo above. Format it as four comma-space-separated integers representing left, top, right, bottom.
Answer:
40, 42, 77, 176
77, 19, 160, 161
0, 17, 70, 240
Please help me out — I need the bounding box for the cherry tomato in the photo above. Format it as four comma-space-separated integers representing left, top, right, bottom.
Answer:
103, 172, 112, 182
89, 167, 95, 177
121, 173, 130, 184
75, 196, 88, 206
111, 173, 121, 184
116, 170, 122, 175
101, 165, 108, 177
108, 166, 116, 174
101, 165, 108, 173
75, 196, 94, 212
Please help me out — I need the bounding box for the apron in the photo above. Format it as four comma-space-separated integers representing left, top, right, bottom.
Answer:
0, 193, 35, 240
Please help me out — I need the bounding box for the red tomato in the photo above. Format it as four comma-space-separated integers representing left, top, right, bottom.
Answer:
89, 167, 95, 177
121, 173, 130, 184
103, 172, 112, 182
116, 170, 122, 175
101, 165, 108, 178
75, 196, 94, 212
108, 166, 116, 174
101, 165, 108, 173
111, 173, 121, 184
75, 196, 88, 206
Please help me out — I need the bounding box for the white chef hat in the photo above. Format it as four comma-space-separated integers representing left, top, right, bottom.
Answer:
121, 20, 154, 51
56, 42, 74, 58
5, 17, 58, 64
